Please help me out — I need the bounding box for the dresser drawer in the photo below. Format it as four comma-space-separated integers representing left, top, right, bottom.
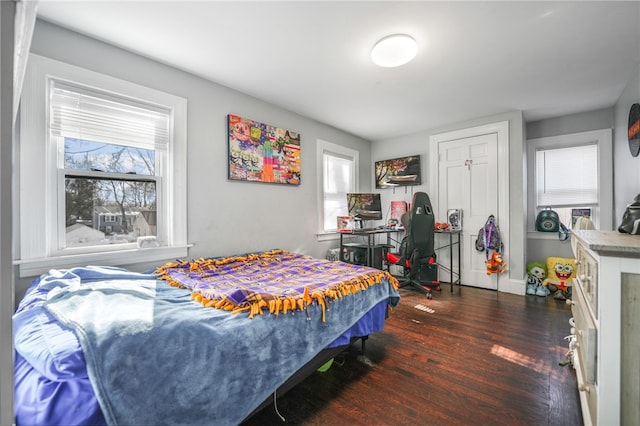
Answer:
572, 344, 598, 426
571, 282, 598, 425
575, 243, 598, 319
571, 283, 597, 384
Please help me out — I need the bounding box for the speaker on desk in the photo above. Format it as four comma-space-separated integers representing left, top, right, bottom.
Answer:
341, 247, 352, 262
343, 247, 367, 265
353, 248, 367, 265
342, 246, 383, 268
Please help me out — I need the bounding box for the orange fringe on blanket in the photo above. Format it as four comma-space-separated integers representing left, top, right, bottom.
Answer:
156, 249, 399, 322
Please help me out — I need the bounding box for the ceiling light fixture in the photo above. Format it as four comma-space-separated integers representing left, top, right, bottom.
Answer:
371, 34, 417, 68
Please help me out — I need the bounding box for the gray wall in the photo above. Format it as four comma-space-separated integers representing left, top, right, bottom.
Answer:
1, 1, 15, 422
526, 108, 614, 140
613, 64, 640, 225
18, 20, 640, 298
373, 87, 640, 285
16, 20, 373, 298
524, 59, 640, 266
372, 111, 527, 293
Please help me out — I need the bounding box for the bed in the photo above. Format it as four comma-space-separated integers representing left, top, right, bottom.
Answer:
14, 249, 400, 425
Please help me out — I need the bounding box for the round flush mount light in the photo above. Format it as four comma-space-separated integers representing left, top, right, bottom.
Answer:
371, 34, 418, 68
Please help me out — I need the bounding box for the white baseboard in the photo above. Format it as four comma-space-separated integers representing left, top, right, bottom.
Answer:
499, 277, 526, 295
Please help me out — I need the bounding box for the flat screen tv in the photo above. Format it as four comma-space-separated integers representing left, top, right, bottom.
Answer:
347, 193, 383, 221
375, 155, 421, 189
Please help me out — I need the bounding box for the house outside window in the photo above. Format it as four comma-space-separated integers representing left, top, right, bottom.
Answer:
18, 54, 188, 276
527, 129, 612, 232
316, 140, 359, 236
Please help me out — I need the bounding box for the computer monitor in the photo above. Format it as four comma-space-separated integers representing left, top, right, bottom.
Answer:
347, 193, 383, 221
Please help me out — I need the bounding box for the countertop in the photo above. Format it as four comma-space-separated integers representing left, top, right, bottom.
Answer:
572, 230, 640, 258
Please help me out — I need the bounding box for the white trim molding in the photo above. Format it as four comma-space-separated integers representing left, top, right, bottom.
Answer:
316, 139, 359, 239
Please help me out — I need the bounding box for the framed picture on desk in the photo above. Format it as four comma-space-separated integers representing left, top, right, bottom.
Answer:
390, 201, 408, 221
337, 216, 355, 233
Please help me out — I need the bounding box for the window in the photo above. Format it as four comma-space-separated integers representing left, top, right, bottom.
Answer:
316, 140, 358, 236
18, 54, 188, 276
535, 144, 596, 227
52, 80, 167, 250
527, 129, 612, 232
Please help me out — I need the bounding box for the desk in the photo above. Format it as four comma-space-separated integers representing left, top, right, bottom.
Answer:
339, 228, 402, 270
434, 229, 461, 292
340, 228, 461, 293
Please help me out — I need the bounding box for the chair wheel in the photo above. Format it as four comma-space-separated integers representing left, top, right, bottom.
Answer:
426, 293, 432, 299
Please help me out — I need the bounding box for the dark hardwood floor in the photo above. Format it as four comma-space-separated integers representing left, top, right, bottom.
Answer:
242, 285, 582, 426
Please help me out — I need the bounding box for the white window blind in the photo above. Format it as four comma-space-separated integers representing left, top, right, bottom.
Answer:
324, 152, 354, 194
50, 80, 170, 151
535, 144, 598, 206
323, 151, 355, 231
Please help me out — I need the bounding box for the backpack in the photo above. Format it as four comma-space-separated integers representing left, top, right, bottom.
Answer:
475, 215, 503, 258
619, 194, 640, 235
536, 207, 560, 233
536, 207, 571, 241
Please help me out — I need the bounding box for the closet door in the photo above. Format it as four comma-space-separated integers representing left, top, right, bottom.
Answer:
437, 133, 499, 290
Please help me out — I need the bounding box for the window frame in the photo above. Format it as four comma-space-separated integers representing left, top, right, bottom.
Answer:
526, 128, 612, 234
52, 79, 168, 254
316, 139, 359, 239
17, 54, 188, 276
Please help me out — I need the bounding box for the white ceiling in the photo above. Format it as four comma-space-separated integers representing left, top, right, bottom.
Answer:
36, 1, 640, 141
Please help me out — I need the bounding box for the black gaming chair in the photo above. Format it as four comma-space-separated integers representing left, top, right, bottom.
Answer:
387, 192, 440, 298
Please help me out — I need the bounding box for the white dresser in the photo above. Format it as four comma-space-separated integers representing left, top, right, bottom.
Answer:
570, 230, 640, 426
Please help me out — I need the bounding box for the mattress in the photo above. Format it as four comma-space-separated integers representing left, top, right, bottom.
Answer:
14, 252, 399, 425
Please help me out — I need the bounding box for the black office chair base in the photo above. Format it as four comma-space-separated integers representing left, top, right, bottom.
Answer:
399, 278, 440, 299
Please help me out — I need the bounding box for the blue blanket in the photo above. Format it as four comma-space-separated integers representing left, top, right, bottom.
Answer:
39, 265, 399, 425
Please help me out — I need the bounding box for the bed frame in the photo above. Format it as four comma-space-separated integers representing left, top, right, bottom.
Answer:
245, 335, 369, 421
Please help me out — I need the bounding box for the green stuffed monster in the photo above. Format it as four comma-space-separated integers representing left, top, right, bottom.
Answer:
526, 262, 547, 296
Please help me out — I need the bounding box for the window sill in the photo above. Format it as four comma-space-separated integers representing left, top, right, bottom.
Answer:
316, 232, 340, 242
15, 244, 191, 278
527, 231, 570, 240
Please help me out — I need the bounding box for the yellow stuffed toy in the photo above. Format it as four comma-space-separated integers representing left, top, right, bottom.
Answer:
486, 251, 507, 275
543, 256, 576, 299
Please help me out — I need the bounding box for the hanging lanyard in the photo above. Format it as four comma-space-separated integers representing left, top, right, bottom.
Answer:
484, 219, 493, 260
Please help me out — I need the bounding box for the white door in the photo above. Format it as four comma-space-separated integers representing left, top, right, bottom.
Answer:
436, 133, 499, 290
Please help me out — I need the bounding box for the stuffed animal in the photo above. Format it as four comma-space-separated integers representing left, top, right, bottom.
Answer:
526, 262, 547, 296
571, 215, 595, 254
486, 251, 507, 275
543, 256, 576, 300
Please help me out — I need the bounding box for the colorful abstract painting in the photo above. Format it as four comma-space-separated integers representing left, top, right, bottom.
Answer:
228, 114, 301, 185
